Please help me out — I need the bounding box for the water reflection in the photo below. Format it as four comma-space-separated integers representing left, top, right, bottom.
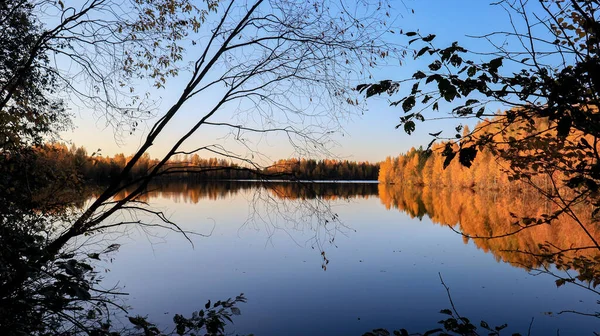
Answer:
101, 181, 600, 335
379, 184, 600, 274
115, 180, 379, 203
116, 180, 600, 274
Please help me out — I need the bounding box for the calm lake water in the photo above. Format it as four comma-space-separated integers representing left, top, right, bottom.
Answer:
97, 181, 600, 335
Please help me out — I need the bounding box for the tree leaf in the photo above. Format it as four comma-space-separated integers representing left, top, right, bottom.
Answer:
402, 96, 416, 112
495, 323, 507, 331
488, 57, 503, 72
476, 107, 485, 118
429, 60, 442, 71
413, 71, 426, 79
404, 120, 416, 135
422, 34, 436, 42
73, 286, 92, 300
411, 82, 420, 94
467, 66, 477, 77
459, 147, 478, 168
417, 46, 430, 57
557, 116, 572, 137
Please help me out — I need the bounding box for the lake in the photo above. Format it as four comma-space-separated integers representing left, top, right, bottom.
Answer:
96, 181, 600, 335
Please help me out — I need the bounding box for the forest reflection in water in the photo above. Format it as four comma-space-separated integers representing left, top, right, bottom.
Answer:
100, 180, 600, 335
116, 180, 600, 276
114, 180, 381, 203
379, 184, 600, 275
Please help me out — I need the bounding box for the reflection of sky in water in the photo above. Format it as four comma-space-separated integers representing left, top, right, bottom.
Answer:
99, 187, 599, 335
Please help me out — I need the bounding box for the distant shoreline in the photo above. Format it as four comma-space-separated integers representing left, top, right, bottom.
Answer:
219, 179, 380, 184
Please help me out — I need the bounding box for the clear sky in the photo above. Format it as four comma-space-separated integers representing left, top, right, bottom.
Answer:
60, 0, 522, 164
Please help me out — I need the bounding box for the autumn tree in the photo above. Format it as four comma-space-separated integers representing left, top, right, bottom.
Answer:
361, 0, 600, 323
363, 1, 600, 222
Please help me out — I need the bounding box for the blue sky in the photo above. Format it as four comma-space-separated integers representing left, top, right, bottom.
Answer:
61, 0, 527, 164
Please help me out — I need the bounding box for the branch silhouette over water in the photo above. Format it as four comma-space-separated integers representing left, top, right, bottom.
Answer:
84, 181, 600, 334
116, 180, 600, 279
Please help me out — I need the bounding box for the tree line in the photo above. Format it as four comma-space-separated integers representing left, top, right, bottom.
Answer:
378, 114, 569, 192
21, 143, 380, 186
378, 143, 512, 190
264, 158, 379, 181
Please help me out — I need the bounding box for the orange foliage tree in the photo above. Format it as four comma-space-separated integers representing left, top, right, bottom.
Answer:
363, 0, 600, 320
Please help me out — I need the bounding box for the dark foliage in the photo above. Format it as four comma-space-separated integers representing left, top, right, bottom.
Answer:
0, 1, 69, 151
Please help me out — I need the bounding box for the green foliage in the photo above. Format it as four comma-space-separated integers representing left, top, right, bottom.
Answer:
266, 158, 379, 181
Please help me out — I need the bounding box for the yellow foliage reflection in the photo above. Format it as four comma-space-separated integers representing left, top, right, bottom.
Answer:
379, 183, 600, 272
